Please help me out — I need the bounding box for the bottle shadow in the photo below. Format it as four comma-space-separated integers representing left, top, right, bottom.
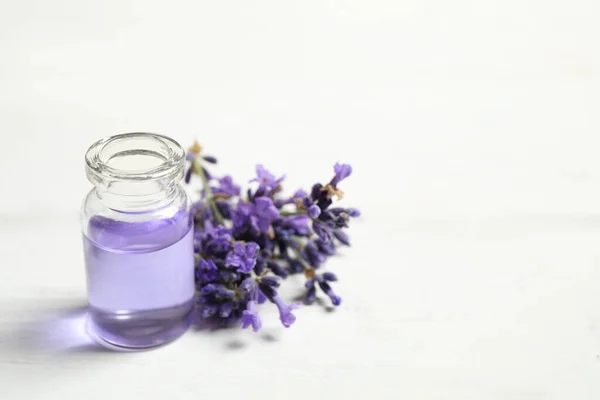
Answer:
3, 299, 285, 358
0, 300, 111, 360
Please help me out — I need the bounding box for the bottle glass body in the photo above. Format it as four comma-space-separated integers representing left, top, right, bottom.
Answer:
82, 133, 194, 349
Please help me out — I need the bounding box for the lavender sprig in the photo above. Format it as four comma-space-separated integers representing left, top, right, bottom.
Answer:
186, 143, 359, 332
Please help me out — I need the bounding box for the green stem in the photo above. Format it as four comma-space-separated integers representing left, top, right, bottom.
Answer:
194, 159, 224, 224
280, 210, 305, 217
286, 239, 312, 271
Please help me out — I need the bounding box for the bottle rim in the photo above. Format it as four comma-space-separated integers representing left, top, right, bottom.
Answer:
85, 132, 186, 185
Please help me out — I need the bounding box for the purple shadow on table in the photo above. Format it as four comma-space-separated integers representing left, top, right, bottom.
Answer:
13, 304, 109, 354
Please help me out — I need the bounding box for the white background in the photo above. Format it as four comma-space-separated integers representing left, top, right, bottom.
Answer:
1, 1, 600, 398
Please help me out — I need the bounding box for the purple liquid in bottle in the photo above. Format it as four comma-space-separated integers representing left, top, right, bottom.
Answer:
83, 210, 194, 349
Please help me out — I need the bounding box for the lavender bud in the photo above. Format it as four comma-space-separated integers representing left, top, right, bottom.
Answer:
267, 261, 289, 278
333, 230, 350, 246
288, 258, 304, 273
258, 283, 277, 301
219, 302, 234, 317
184, 167, 193, 184
202, 304, 219, 318
318, 281, 342, 306
305, 285, 317, 304
322, 272, 338, 282
348, 208, 361, 217
308, 205, 321, 219
261, 276, 280, 288
216, 200, 232, 219
293, 188, 308, 198
200, 284, 217, 294
310, 183, 323, 200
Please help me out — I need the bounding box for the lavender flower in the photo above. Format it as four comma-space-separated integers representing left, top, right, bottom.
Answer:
255, 197, 280, 231
330, 163, 352, 187
305, 285, 317, 304
185, 142, 358, 331
318, 281, 342, 306
322, 272, 338, 281
267, 261, 289, 278
240, 300, 262, 332
240, 277, 258, 297
308, 205, 321, 219
184, 166, 193, 183
202, 304, 219, 318
333, 230, 350, 246
213, 175, 241, 197
315, 238, 336, 256
273, 296, 299, 327
348, 208, 361, 217
293, 189, 308, 198
305, 274, 342, 306
282, 215, 311, 235
260, 275, 280, 287
226, 242, 259, 273
219, 302, 234, 318
301, 241, 326, 268
275, 189, 308, 208
196, 259, 218, 281
250, 165, 285, 191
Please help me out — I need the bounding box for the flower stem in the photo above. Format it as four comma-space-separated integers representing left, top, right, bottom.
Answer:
289, 236, 307, 250
193, 159, 224, 224
280, 211, 305, 216
286, 241, 311, 271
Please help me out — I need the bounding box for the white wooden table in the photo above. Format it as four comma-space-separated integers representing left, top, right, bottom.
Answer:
1, 1, 600, 398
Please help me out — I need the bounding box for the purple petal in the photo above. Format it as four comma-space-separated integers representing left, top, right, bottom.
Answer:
256, 217, 272, 233
305, 286, 317, 304
202, 304, 219, 318
254, 197, 274, 212
219, 302, 234, 318
245, 242, 259, 258
225, 253, 242, 267
333, 230, 350, 246
261, 276, 280, 287
331, 163, 352, 186
348, 208, 361, 217
284, 215, 311, 235
233, 241, 245, 254
318, 281, 342, 306
293, 189, 308, 198
310, 184, 323, 200
184, 167, 193, 184
273, 296, 299, 328
237, 263, 255, 274
308, 205, 321, 219
257, 290, 268, 304
322, 272, 338, 282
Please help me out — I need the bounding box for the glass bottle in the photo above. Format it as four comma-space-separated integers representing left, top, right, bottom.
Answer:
82, 132, 194, 349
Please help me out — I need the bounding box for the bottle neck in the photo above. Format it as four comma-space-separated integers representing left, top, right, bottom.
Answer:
95, 182, 179, 212
85, 132, 186, 212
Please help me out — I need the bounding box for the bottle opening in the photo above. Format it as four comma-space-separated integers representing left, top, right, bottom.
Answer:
86, 133, 185, 184
98, 134, 175, 173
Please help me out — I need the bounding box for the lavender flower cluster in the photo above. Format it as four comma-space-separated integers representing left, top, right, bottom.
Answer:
186, 142, 359, 331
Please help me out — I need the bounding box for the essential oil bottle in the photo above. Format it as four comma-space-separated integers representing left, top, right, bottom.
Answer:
82, 133, 194, 349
